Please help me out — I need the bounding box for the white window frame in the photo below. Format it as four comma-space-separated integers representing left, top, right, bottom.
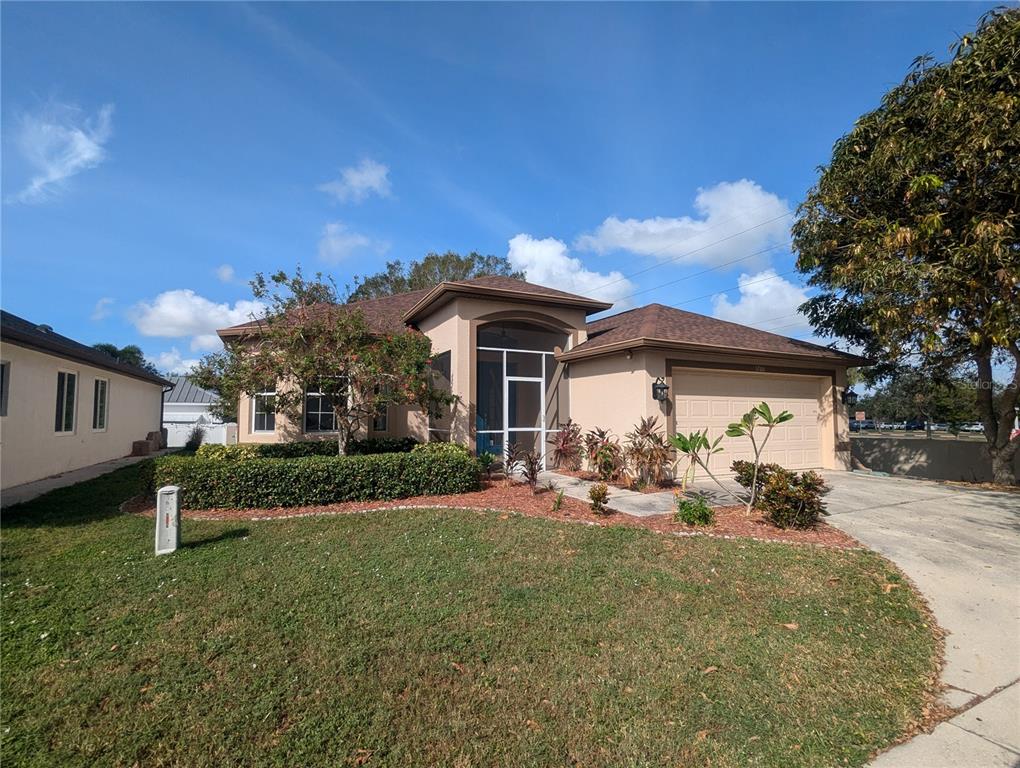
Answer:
0, 360, 9, 418
251, 390, 276, 433
55, 369, 78, 435
303, 389, 338, 434
91, 377, 110, 432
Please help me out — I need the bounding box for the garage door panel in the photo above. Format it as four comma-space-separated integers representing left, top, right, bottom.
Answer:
673, 369, 825, 473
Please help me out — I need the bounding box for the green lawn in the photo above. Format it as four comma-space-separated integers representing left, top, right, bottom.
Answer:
1, 464, 940, 767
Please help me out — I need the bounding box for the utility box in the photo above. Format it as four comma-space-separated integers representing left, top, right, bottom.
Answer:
156, 485, 181, 555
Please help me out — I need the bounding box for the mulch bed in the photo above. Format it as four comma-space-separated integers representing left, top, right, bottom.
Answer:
125, 481, 860, 549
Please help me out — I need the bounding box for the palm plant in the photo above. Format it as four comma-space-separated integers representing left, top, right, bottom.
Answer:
725, 402, 794, 515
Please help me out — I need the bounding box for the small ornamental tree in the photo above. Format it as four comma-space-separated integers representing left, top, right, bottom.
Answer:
193, 268, 455, 455
792, 9, 1020, 484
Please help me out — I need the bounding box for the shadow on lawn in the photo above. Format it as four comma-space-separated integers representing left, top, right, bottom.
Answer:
1, 463, 151, 528
183, 528, 250, 549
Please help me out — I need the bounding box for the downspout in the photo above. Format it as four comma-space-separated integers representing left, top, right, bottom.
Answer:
160, 383, 174, 448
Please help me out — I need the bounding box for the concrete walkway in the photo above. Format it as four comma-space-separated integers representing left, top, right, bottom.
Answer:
820, 471, 1020, 767
1, 453, 167, 508
539, 471, 675, 517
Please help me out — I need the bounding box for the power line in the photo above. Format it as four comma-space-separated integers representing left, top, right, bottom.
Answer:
661, 268, 802, 310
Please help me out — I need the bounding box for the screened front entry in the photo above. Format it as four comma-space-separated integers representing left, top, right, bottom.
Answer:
476, 321, 568, 467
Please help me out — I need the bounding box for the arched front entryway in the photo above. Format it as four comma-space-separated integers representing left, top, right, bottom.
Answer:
475, 320, 568, 467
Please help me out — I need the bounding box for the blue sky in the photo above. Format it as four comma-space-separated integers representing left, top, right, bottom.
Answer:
1, 2, 996, 372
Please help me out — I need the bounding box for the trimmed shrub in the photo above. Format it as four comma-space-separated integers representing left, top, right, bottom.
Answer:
673, 494, 715, 526
411, 442, 472, 457
588, 482, 611, 514
347, 437, 419, 455
153, 450, 481, 509
732, 460, 830, 528
195, 437, 418, 462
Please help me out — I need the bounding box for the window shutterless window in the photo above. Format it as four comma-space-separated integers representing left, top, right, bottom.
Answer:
304, 391, 337, 432
371, 386, 388, 433
252, 390, 276, 432
92, 378, 109, 430
55, 371, 77, 433
0, 361, 9, 417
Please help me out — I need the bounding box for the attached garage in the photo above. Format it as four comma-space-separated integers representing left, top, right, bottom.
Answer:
672, 367, 828, 474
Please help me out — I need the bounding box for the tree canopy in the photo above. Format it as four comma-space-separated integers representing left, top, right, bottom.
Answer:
348, 251, 525, 302
192, 269, 454, 453
92, 343, 160, 376
793, 8, 1020, 483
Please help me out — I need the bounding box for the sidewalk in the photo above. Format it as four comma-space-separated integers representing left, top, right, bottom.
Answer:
539, 471, 675, 517
1, 453, 167, 508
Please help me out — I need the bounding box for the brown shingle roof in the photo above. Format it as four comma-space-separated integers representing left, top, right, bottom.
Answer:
1, 310, 172, 386
218, 276, 611, 338
217, 288, 432, 339
561, 303, 866, 364
401, 276, 612, 322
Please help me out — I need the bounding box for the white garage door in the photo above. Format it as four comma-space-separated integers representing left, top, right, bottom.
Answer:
673, 368, 826, 474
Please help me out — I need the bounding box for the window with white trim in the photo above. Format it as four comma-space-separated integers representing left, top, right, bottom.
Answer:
92, 378, 109, 431
0, 361, 9, 417
55, 371, 77, 433
304, 390, 337, 433
252, 388, 276, 433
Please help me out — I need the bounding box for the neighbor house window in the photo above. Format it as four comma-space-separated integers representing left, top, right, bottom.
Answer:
0, 361, 9, 417
252, 388, 276, 433
55, 371, 77, 433
92, 378, 109, 431
304, 390, 337, 433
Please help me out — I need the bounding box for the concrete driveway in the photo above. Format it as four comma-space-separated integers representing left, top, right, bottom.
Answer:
821, 471, 1020, 767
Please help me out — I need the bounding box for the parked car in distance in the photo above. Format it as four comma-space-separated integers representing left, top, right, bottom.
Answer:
961, 422, 985, 432
904, 420, 926, 431
930, 423, 948, 431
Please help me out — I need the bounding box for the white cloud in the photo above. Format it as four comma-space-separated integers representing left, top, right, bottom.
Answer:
9, 102, 114, 204
507, 234, 635, 307
150, 348, 201, 375
129, 290, 265, 354
318, 158, 391, 203
90, 297, 114, 321
576, 179, 791, 269
317, 221, 388, 263
216, 264, 236, 283
190, 333, 224, 353
712, 269, 812, 335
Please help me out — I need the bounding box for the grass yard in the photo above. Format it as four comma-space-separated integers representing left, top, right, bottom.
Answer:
1, 463, 940, 768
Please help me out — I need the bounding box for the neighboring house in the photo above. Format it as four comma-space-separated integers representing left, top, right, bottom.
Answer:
162, 375, 236, 448
0, 310, 171, 490
218, 276, 865, 473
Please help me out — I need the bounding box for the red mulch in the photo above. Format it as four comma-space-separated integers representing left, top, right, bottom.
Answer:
124, 481, 860, 549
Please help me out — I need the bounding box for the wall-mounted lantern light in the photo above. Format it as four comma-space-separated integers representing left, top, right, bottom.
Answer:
841, 388, 859, 407
652, 377, 670, 402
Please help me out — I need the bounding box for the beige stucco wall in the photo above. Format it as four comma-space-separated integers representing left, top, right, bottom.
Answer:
0, 343, 164, 489
416, 296, 590, 450
567, 350, 659, 439
567, 346, 851, 471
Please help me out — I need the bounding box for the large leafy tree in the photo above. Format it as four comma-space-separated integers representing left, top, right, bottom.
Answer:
793, 9, 1020, 484
193, 269, 454, 454
92, 343, 161, 376
348, 251, 525, 301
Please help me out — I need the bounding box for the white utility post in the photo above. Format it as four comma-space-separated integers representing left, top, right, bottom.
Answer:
155, 485, 181, 555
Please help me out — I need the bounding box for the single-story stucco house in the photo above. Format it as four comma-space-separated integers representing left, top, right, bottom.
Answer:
163, 375, 237, 448
0, 310, 171, 491
218, 276, 864, 474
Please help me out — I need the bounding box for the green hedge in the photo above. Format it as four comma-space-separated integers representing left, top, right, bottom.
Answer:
195, 437, 419, 461
153, 450, 480, 509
